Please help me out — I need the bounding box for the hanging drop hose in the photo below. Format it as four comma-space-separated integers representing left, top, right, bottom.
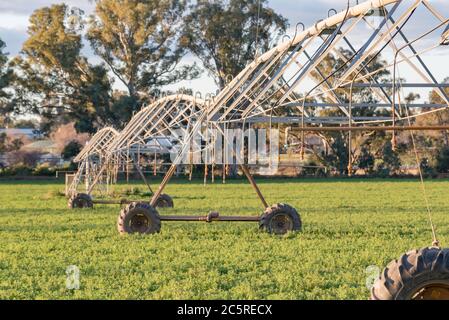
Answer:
403, 86, 439, 247
232, 3, 348, 124
275, 2, 408, 120
340, 6, 418, 227
266, 1, 351, 118
391, 18, 449, 248
297, 1, 351, 163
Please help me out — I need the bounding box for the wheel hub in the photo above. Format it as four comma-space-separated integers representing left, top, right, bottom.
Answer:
74, 199, 86, 208
270, 213, 293, 235
412, 283, 449, 300
129, 214, 150, 233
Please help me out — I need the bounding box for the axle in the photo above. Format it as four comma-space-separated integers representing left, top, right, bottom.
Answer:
160, 212, 260, 222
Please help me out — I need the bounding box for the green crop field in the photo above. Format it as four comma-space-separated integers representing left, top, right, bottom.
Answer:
1, 178, 448, 300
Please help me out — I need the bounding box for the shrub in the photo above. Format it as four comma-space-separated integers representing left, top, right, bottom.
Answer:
33, 164, 55, 176
357, 147, 375, 174
381, 140, 401, 173
373, 159, 390, 177
435, 146, 449, 173
6, 165, 33, 176
372, 141, 401, 177
61, 141, 82, 161
420, 157, 436, 177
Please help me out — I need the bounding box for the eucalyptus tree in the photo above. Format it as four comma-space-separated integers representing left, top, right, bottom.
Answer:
0, 38, 14, 126
183, 0, 288, 89
13, 1, 199, 133
86, 0, 200, 99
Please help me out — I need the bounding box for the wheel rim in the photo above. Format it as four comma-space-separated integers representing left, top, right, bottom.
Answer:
129, 213, 150, 233
269, 213, 293, 235
411, 282, 449, 300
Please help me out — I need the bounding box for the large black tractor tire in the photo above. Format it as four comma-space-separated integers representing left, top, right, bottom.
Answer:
117, 202, 161, 235
68, 193, 93, 209
371, 247, 449, 300
154, 193, 174, 208
259, 203, 302, 235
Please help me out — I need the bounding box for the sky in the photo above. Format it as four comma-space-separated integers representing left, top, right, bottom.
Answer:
0, 0, 448, 97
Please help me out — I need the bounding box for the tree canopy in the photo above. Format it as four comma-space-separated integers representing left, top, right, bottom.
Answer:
182, 0, 288, 89
87, 0, 200, 98
0, 38, 14, 126
11, 4, 113, 133
12, 1, 199, 134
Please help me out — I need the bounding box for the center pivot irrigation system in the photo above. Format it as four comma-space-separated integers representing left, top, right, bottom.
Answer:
68, 0, 449, 299
68, 94, 206, 208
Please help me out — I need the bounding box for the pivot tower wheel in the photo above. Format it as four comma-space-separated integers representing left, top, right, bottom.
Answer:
371, 247, 449, 300
68, 193, 93, 209
259, 203, 302, 235
154, 193, 174, 208
117, 202, 161, 235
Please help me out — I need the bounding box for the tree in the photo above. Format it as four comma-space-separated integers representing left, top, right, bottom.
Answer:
61, 140, 82, 160
86, 0, 199, 99
0, 38, 14, 125
374, 140, 401, 176
308, 49, 393, 175
417, 77, 449, 147
0, 133, 7, 153
13, 1, 199, 134
10, 119, 38, 129
316, 133, 349, 175
435, 146, 449, 173
11, 4, 115, 133
49, 122, 89, 153
0, 38, 8, 95
183, 0, 287, 89
0, 132, 25, 153
357, 146, 375, 174
402, 78, 449, 169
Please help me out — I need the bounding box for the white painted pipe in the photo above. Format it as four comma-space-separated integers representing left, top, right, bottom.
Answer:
74, 127, 119, 162
257, 0, 400, 64
211, 0, 400, 109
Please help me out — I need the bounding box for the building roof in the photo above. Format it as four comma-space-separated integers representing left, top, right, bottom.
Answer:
22, 140, 59, 154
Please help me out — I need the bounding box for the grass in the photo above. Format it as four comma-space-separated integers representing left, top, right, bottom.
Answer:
1, 177, 449, 300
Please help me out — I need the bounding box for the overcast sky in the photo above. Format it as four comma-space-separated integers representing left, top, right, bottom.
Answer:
0, 0, 448, 95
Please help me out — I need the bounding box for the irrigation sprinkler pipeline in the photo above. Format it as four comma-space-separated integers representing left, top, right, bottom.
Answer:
160, 213, 260, 223
65, 0, 449, 300
292, 125, 449, 132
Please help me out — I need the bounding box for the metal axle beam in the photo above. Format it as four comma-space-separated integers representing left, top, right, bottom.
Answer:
160, 215, 260, 222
